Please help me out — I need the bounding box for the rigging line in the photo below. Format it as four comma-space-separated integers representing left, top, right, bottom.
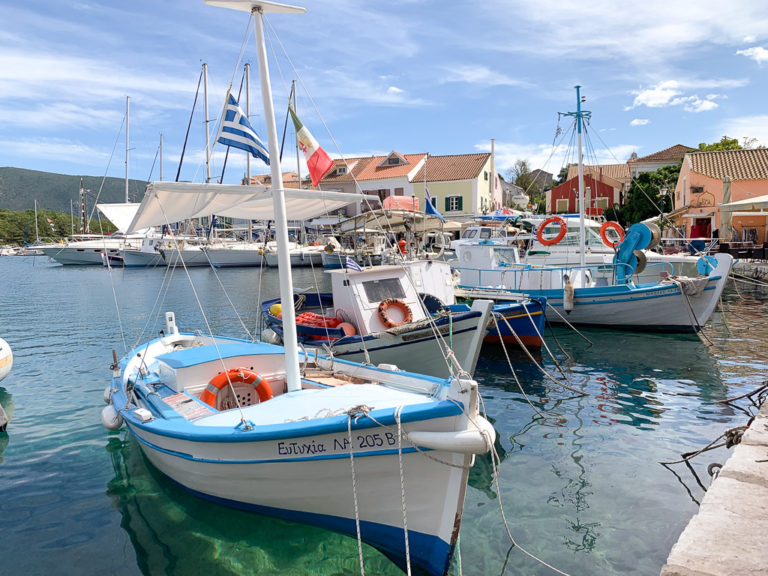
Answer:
176, 68, 203, 182
588, 123, 677, 228
220, 71, 248, 183
262, 17, 383, 217
86, 115, 126, 229
155, 200, 250, 424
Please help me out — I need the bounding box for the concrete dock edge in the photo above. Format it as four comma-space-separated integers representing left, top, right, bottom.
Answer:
660, 398, 768, 576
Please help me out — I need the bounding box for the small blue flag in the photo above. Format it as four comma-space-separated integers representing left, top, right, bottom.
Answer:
346, 256, 363, 271
424, 187, 445, 221
216, 94, 269, 164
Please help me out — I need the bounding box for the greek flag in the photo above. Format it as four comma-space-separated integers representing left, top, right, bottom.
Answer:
346, 256, 363, 272
216, 94, 269, 164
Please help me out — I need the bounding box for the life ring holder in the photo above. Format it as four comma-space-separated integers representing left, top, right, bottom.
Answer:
201, 368, 273, 408
536, 216, 567, 246
377, 298, 413, 329
600, 221, 625, 248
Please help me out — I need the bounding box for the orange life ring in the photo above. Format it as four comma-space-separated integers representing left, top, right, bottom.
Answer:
599, 221, 625, 247
377, 298, 413, 328
536, 216, 567, 246
200, 368, 273, 408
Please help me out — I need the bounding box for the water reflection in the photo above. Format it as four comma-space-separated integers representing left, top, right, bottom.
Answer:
0, 387, 13, 461
105, 435, 404, 576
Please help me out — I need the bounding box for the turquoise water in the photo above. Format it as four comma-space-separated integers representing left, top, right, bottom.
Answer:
0, 257, 766, 575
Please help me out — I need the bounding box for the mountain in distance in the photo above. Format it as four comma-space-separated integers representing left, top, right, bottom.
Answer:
0, 167, 148, 213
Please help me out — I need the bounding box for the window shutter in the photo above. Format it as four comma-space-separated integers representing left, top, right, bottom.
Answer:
444, 197, 450, 212
458, 197, 463, 210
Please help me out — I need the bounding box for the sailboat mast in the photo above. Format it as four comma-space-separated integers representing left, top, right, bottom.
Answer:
34, 199, 40, 243
252, 4, 303, 391
575, 85, 586, 272
245, 63, 251, 183
125, 96, 130, 203
204, 63, 211, 183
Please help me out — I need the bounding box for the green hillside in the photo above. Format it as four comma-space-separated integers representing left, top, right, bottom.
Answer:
0, 167, 147, 244
0, 167, 147, 212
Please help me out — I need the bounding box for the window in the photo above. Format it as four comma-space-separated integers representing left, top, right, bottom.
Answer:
362, 278, 405, 303
691, 186, 704, 194
556, 199, 569, 213
596, 197, 609, 209
484, 171, 489, 181
445, 195, 463, 212
394, 187, 404, 196
387, 157, 400, 165
337, 166, 347, 175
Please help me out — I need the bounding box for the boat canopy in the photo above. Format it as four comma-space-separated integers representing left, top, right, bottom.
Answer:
127, 182, 376, 233
96, 202, 142, 234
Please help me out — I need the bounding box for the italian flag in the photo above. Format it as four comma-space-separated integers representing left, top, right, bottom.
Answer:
289, 106, 334, 186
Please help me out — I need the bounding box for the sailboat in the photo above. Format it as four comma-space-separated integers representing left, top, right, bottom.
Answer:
100, 3, 495, 575
452, 87, 733, 332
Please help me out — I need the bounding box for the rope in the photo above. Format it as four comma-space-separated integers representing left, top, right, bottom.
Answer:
395, 406, 412, 576
347, 412, 366, 576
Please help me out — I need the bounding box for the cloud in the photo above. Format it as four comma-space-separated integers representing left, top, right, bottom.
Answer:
684, 97, 718, 113
630, 119, 650, 126
736, 46, 768, 64
439, 65, 530, 88
627, 81, 722, 112
717, 114, 768, 148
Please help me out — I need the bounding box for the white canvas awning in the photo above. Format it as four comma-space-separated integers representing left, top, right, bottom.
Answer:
96, 203, 141, 233
682, 211, 714, 219
730, 211, 768, 217
127, 182, 375, 233
720, 194, 768, 212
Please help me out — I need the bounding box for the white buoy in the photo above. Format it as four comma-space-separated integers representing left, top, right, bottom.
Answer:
260, 328, 282, 345
101, 405, 124, 431
103, 385, 114, 404
0, 337, 13, 383
563, 274, 575, 313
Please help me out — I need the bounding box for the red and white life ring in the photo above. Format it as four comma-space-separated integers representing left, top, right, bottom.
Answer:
600, 221, 625, 247
536, 216, 567, 246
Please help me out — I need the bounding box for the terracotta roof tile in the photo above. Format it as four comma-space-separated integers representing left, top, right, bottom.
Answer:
411, 153, 491, 182
320, 157, 375, 183
629, 144, 695, 163
567, 164, 630, 185
688, 148, 768, 180
352, 153, 427, 181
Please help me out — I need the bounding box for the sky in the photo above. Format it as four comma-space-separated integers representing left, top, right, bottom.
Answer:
2, 0, 768, 196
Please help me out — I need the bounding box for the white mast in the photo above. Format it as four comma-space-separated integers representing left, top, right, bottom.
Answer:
203, 63, 211, 183
125, 96, 130, 203
207, 0, 307, 391
575, 86, 586, 273
245, 62, 251, 184
34, 199, 40, 243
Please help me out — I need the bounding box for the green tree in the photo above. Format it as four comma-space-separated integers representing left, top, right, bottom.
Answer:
616, 163, 679, 225
555, 164, 574, 185
698, 136, 742, 151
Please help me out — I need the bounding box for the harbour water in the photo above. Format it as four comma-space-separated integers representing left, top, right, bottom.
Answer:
0, 256, 766, 575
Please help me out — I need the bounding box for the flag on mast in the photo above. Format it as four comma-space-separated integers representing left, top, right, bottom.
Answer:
424, 186, 445, 221
216, 93, 269, 164
289, 106, 334, 186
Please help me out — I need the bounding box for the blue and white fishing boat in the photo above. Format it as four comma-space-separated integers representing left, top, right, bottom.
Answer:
101, 3, 495, 576
451, 87, 733, 333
